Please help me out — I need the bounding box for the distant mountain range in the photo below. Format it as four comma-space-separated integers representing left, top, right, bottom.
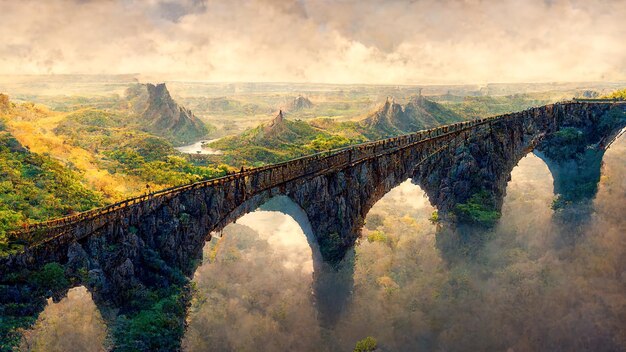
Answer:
125, 83, 211, 146
209, 95, 463, 164
361, 95, 463, 137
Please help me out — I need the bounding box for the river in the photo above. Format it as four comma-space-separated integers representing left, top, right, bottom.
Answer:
175, 139, 222, 155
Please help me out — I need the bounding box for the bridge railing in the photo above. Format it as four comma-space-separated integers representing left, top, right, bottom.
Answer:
8, 103, 566, 246
571, 98, 623, 103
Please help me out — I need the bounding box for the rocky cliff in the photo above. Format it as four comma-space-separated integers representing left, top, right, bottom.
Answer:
125, 83, 210, 146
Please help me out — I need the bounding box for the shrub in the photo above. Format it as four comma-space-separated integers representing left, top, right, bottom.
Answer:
366, 230, 388, 244
30, 263, 69, 293
454, 190, 501, 227
354, 336, 378, 352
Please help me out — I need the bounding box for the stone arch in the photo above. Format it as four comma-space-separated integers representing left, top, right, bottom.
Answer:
256, 195, 323, 264
194, 194, 353, 328
532, 120, 626, 220
202, 193, 322, 274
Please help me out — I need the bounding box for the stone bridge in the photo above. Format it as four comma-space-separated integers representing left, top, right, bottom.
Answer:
0, 101, 624, 351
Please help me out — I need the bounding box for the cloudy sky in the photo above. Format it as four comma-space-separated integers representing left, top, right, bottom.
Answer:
1, 0, 624, 84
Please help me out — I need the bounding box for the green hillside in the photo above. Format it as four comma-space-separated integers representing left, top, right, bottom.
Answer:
0, 121, 104, 255
209, 96, 463, 166
208, 111, 366, 166
54, 108, 230, 187
435, 94, 551, 119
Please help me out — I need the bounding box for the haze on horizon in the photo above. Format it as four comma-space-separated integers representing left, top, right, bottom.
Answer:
0, 0, 625, 85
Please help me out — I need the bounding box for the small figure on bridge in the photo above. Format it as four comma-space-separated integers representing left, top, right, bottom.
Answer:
146, 184, 151, 195
241, 166, 245, 173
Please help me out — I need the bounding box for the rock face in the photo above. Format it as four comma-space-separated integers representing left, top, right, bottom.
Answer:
1, 102, 624, 350
126, 83, 209, 146
289, 95, 313, 111
257, 110, 314, 144
362, 95, 463, 136
263, 110, 286, 136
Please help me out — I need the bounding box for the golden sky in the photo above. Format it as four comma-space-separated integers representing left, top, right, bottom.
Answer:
1, 0, 624, 84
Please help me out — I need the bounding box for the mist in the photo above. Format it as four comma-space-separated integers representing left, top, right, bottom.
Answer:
182, 134, 626, 351
19, 287, 108, 351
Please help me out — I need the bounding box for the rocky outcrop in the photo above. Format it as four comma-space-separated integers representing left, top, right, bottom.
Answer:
126, 83, 209, 146
289, 95, 313, 111
263, 110, 286, 136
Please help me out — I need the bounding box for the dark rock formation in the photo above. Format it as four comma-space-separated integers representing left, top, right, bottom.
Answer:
263, 109, 287, 136
1, 101, 624, 350
125, 83, 209, 146
289, 95, 313, 111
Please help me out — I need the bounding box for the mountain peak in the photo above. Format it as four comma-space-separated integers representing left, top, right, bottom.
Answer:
264, 110, 287, 137
362, 96, 463, 137
272, 110, 285, 125
125, 83, 210, 146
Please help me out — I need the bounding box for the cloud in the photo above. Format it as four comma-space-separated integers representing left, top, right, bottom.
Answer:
0, 0, 624, 83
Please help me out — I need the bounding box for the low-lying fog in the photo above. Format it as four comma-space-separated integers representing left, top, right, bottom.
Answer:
21, 134, 626, 351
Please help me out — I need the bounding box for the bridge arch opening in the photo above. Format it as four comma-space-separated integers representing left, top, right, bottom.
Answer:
593, 129, 626, 218
184, 195, 325, 351
363, 179, 438, 235
359, 178, 439, 261
19, 286, 108, 352
497, 152, 555, 244
335, 179, 443, 346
